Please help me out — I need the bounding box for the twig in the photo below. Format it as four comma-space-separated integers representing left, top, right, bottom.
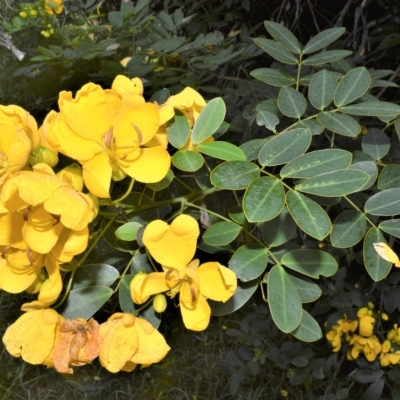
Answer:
376, 64, 400, 99
335, 0, 353, 27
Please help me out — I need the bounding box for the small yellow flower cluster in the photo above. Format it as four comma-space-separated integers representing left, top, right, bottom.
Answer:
44, 0, 64, 16
326, 303, 400, 367
130, 214, 238, 331
2, 307, 170, 373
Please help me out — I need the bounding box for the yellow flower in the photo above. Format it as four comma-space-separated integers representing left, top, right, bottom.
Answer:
46, 79, 171, 197
166, 87, 206, 127
142, 214, 200, 270
98, 313, 170, 372
0, 105, 32, 175
53, 318, 102, 374
132, 259, 237, 331
380, 351, 400, 367
357, 308, 375, 337
44, 0, 63, 15
347, 334, 382, 362
2, 306, 65, 366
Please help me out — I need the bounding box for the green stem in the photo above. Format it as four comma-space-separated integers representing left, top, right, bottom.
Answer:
113, 253, 136, 294
343, 195, 377, 228
296, 52, 303, 91
260, 169, 292, 191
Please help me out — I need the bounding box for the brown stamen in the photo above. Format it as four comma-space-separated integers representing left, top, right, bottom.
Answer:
26, 247, 34, 265
189, 284, 197, 302
187, 111, 195, 126
165, 269, 174, 281
2, 246, 10, 259
131, 124, 142, 144
50, 213, 61, 226
102, 127, 114, 148
117, 154, 127, 160
23, 206, 32, 221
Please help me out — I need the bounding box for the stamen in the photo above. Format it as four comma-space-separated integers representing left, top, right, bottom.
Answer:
2, 246, 10, 259
117, 154, 127, 160
131, 124, 142, 144
50, 213, 61, 226
26, 247, 34, 265
102, 127, 114, 148
187, 111, 195, 126
23, 206, 32, 221
165, 268, 174, 281
189, 284, 197, 302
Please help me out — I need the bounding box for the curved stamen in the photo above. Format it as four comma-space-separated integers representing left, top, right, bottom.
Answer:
165, 268, 174, 281
187, 111, 195, 126
131, 124, 142, 144
189, 284, 197, 302
23, 206, 32, 221
2, 246, 11, 259
26, 246, 34, 265
102, 127, 114, 148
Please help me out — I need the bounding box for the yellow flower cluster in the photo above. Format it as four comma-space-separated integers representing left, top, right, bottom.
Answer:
130, 214, 237, 331
326, 303, 400, 367
2, 305, 170, 373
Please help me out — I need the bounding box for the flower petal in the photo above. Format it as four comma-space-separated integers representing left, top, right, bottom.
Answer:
82, 152, 113, 198
131, 272, 169, 304
0, 211, 25, 249
180, 292, 210, 331
143, 215, 199, 269
197, 262, 237, 302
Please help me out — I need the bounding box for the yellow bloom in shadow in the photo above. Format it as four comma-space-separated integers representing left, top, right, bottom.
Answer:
347, 334, 381, 362
2, 306, 65, 366
98, 313, 170, 372
44, 0, 63, 15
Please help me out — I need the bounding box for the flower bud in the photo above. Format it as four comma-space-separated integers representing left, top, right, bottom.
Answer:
19, 11, 28, 18
30, 146, 58, 167
382, 313, 389, 321
41, 31, 51, 38
368, 302, 375, 310
153, 294, 167, 313
30, 9, 38, 16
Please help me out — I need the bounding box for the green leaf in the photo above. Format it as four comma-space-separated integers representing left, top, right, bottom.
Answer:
278, 87, 307, 118
250, 68, 296, 87
364, 227, 392, 282
292, 119, 324, 135
108, 11, 123, 27
253, 38, 298, 64
395, 117, 400, 141
317, 112, 361, 137
166, 110, 190, 149
291, 310, 323, 342
365, 189, 400, 216
228, 206, 246, 225
60, 287, 113, 320
114, 221, 143, 241
286, 190, 332, 240
172, 150, 204, 172
229, 244, 269, 282
192, 98, 226, 144
240, 138, 270, 161
203, 221, 241, 246
72, 264, 120, 289
264, 21, 301, 53
243, 177, 285, 222
349, 161, 378, 190
281, 249, 338, 278
379, 219, 400, 239
210, 161, 260, 190
196, 141, 246, 161
280, 149, 352, 178
309, 70, 337, 110
259, 128, 311, 166
210, 280, 258, 316
147, 169, 174, 191
302, 50, 352, 66
288, 273, 322, 303
361, 128, 390, 160
257, 110, 279, 132
262, 207, 297, 247
334, 67, 371, 107
378, 165, 400, 190
303, 27, 346, 53
102, 219, 138, 252
119, 274, 135, 313
213, 121, 229, 139
268, 265, 302, 333
340, 101, 400, 116
295, 169, 369, 197
330, 210, 367, 248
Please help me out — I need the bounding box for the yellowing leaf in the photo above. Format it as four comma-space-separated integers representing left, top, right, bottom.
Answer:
373, 242, 400, 267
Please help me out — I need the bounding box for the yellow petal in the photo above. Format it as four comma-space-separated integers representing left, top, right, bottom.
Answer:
0, 211, 25, 249
82, 152, 113, 198
131, 317, 170, 365
112, 75, 144, 97
143, 214, 200, 269
56, 164, 83, 192
180, 292, 211, 331
2, 309, 61, 364
131, 272, 169, 304
197, 262, 237, 302
373, 242, 400, 267
98, 314, 139, 373
22, 206, 64, 254
119, 146, 170, 183
51, 227, 89, 262
158, 103, 174, 125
